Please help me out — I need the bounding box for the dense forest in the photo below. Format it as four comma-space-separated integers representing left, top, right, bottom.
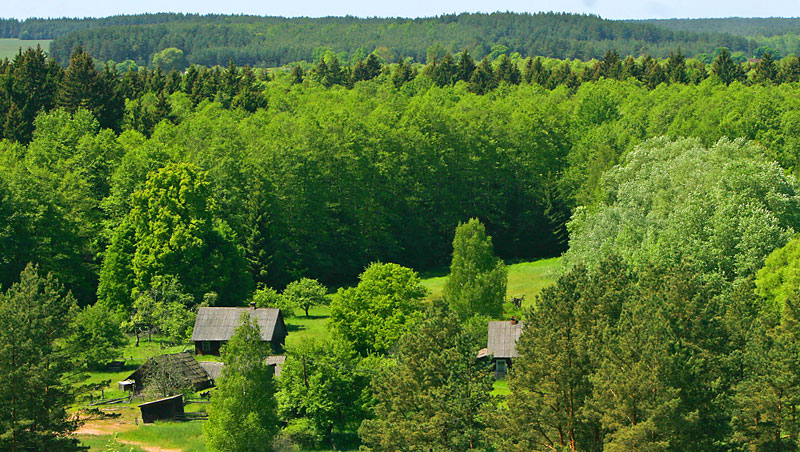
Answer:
1, 12, 758, 66
4, 45, 800, 304
7, 20, 800, 451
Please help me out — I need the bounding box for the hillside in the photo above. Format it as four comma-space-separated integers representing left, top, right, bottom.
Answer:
639, 17, 800, 37
2, 12, 756, 67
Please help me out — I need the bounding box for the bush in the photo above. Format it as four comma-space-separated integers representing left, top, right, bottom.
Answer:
282, 418, 323, 449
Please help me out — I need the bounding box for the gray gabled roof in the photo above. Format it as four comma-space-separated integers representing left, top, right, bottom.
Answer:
191, 307, 282, 342
487, 320, 523, 359
198, 361, 224, 381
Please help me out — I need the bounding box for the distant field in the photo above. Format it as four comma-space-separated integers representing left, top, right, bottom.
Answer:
0, 38, 52, 60
420, 257, 561, 309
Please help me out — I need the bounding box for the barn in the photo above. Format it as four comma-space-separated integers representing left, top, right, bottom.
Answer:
191, 303, 287, 355
478, 318, 523, 379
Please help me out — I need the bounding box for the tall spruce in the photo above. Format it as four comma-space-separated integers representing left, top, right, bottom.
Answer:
443, 218, 507, 320
0, 264, 83, 452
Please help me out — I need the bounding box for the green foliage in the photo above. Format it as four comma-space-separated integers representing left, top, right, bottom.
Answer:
67, 302, 126, 370
152, 47, 188, 71
756, 235, 800, 314
565, 137, 800, 283
101, 162, 252, 310
277, 339, 373, 443
443, 218, 507, 320
329, 263, 427, 355
0, 264, 84, 452
283, 278, 327, 317
204, 313, 280, 452
359, 301, 494, 451
498, 258, 729, 451
252, 286, 294, 316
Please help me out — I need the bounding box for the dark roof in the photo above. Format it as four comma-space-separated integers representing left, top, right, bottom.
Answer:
487, 321, 523, 359
197, 355, 286, 379
198, 361, 224, 381
127, 352, 211, 390
138, 394, 183, 408
191, 307, 283, 342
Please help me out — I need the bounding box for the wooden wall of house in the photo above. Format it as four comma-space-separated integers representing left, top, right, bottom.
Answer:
195, 340, 222, 356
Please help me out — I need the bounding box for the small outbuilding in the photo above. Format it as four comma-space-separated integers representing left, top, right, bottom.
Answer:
480, 318, 523, 379
126, 352, 213, 393
191, 303, 287, 356
138, 394, 184, 423
265, 355, 286, 378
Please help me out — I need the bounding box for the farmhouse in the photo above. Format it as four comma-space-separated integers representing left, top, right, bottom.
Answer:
478, 318, 523, 378
126, 352, 213, 393
191, 303, 287, 355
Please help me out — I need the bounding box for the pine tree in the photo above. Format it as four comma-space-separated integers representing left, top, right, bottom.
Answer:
204, 314, 280, 452
468, 57, 497, 94
0, 264, 84, 452
457, 50, 477, 82
666, 48, 688, 84
712, 47, 744, 85
443, 218, 507, 319
753, 51, 778, 84
359, 301, 494, 451
494, 54, 521, 85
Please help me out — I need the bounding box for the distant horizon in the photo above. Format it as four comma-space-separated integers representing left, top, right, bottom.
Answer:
2, 0, 800, 22
3, 11, 800, 21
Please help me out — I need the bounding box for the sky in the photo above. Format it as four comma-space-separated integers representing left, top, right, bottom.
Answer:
1, 0, 799, 21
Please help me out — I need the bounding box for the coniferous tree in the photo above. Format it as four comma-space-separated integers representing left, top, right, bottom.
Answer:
712, 47, 745, 85
359, 301, 494, 452
290, 65, 305, 85
494, 54, 521, 85
780, 55, 800, 83
753, 51, 779, 84
666, 48, 688, 84
468, 57, 497, 94
0, 264, 84, 452
443, 218, 507, 320
391, 59, 415, 88
456, 50, 477, 82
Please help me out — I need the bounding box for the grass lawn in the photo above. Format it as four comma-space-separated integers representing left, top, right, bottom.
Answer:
117, 421, 206, 452
0, 38, 52, 60
421, 257, 561, 308
284, 304, 333, 349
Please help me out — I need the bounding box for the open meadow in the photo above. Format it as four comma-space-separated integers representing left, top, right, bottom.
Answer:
0, 38, 51, 59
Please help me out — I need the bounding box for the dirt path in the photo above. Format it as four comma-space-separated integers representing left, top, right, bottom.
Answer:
117, 439, 182, 452
76, 422, 137, 436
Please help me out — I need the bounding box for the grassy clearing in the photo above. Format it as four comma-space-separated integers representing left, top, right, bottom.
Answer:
116, 421, 206, 452
421, 257, 561, 308
0, 38, 51, 60
284, 305, 333, 349
79, 434, 149, 452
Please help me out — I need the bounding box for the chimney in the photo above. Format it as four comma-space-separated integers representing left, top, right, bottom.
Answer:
510, 317, 518, 325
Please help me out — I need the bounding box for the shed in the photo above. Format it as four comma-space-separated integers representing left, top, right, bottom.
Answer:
126, 352, 212, 393
138, 394, 184, 423
191, 304, 287, 355
484, 319, 523, 378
